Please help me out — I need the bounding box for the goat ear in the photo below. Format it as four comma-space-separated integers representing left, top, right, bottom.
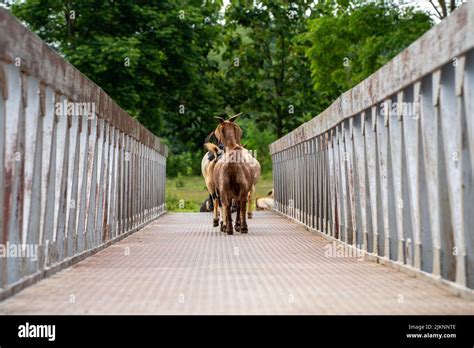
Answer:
214, 116, 225, 123
228, 112, 242, 123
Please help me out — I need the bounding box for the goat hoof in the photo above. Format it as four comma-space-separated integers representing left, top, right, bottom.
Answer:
235, 224, 241, 232
247, 212, 253, 219
241, 227, 248, 234
226, 228, 233, 235
220, 221, 225, 232
213, 219, 219, 227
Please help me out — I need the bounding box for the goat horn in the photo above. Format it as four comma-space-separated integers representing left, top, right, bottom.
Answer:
228, 112, 242, 123
214, 116, 225, 123
204, 131, 215, 144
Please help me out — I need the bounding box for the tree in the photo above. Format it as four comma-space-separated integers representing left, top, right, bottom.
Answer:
429, 0, 463, 19
10, 0, 225, 176
217, 0, 321, 138
8, 0, 438, 177
303, 0, 433, 110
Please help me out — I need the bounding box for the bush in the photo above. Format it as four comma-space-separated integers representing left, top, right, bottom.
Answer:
167, 118, 276, 178
175, 174, 185, 188
239, 118, 276, 176
167, 151, 202, 177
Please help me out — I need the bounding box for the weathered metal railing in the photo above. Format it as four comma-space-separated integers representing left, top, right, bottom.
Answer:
270, 2, 474, 292
0, 9, 168, 299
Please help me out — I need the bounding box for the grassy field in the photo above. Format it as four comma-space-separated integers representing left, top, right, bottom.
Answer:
166, 173, 273, 212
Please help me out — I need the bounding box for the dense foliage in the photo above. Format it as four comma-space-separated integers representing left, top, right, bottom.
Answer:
303, 1, 433, 109
9, 0, 434, 176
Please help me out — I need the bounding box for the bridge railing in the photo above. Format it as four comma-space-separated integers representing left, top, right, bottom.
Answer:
0, 9, 168, 299
270, 2, 474, 292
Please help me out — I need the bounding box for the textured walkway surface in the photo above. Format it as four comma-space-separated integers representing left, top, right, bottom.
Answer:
0, 212, 472, 314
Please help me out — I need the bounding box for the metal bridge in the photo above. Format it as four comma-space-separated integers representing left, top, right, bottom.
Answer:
0, 3, 473, 314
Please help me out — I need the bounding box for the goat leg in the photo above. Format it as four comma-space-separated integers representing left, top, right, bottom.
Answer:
235, 201, 241, 232
240, 198, 248, 234
225, 203, 233, 235
247, 188, 253, 219
212, 195, 219, 227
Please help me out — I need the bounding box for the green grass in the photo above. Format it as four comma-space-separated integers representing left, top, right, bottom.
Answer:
166, 173, 273, 212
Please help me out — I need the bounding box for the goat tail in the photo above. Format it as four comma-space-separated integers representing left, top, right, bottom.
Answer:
204, 142, 220, 158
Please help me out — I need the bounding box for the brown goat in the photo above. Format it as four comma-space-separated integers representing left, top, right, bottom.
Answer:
207, 114, 259, 234
212, 114, 260, 219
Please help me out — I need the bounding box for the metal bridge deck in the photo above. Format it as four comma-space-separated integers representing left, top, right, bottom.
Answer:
0, 212, 471, 315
